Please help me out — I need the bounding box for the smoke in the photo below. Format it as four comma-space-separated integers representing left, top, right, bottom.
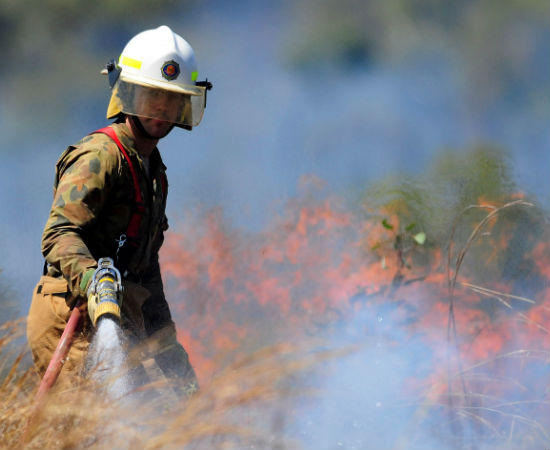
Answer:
287, 306, 439, 450
160, 173, 549, 449
285, 284, 549, 449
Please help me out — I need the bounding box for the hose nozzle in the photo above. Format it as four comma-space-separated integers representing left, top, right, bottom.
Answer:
88, 258, 123, 327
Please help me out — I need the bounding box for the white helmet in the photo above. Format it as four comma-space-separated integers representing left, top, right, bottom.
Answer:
104, 25, 212, 129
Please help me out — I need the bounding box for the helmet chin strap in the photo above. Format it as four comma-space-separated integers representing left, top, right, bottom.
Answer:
130, 115, 175, 140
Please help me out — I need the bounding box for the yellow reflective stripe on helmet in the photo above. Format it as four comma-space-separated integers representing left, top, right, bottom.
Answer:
191, 71, 198, 81
120, 56, 142, 69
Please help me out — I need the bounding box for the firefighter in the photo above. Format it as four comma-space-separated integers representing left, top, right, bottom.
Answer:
26, 25, 212, 394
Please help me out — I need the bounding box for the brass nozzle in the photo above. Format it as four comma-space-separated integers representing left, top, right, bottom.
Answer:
93, 301, 121, 327
88, 257, 123, 327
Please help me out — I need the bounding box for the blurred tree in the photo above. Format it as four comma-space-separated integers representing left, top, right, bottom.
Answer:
362, 145, 548, 294
284, 0, 549, 112
0, 0, 194, 74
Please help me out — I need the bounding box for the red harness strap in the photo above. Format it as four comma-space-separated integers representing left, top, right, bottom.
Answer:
94, 126, 145, 243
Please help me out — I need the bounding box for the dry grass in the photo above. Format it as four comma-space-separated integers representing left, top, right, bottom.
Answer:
437, 200, 549, 448
1, 319, 337, 450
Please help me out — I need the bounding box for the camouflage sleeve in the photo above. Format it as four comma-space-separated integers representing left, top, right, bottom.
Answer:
42, 137, 121, 305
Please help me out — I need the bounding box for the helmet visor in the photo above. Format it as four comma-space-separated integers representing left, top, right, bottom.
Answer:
111, 78, 206, 127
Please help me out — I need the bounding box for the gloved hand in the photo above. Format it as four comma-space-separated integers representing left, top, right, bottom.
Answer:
79, 267, 95, 318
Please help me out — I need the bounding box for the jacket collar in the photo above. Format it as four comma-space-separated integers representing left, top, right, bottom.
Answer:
110, 122, 167, 174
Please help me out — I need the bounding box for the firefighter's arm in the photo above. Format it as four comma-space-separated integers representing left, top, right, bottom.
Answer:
42, 144, 119, 306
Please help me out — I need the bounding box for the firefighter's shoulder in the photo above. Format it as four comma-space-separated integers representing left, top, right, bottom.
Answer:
55, 132, 123, 180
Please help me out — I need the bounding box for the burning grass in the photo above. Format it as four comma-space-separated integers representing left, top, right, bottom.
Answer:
159, 177, 549, 448
2, 162, 549, 449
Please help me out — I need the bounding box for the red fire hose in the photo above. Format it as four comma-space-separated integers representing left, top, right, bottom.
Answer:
34, 304, 83, 401
20, 305, 82, 446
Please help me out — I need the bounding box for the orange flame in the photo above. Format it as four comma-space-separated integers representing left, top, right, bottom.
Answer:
160, 181, 550, 407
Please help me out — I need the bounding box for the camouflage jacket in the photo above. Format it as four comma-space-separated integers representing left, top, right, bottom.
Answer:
42, 122, 169, 313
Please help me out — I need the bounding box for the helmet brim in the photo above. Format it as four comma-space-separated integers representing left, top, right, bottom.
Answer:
120, 72, 203, 96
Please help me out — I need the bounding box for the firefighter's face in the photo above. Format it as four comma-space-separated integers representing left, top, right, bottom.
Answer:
134, 88, 183, 124
138, 117, 174, 139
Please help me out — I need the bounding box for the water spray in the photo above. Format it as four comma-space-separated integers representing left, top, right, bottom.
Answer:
85, 258, 133, 400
